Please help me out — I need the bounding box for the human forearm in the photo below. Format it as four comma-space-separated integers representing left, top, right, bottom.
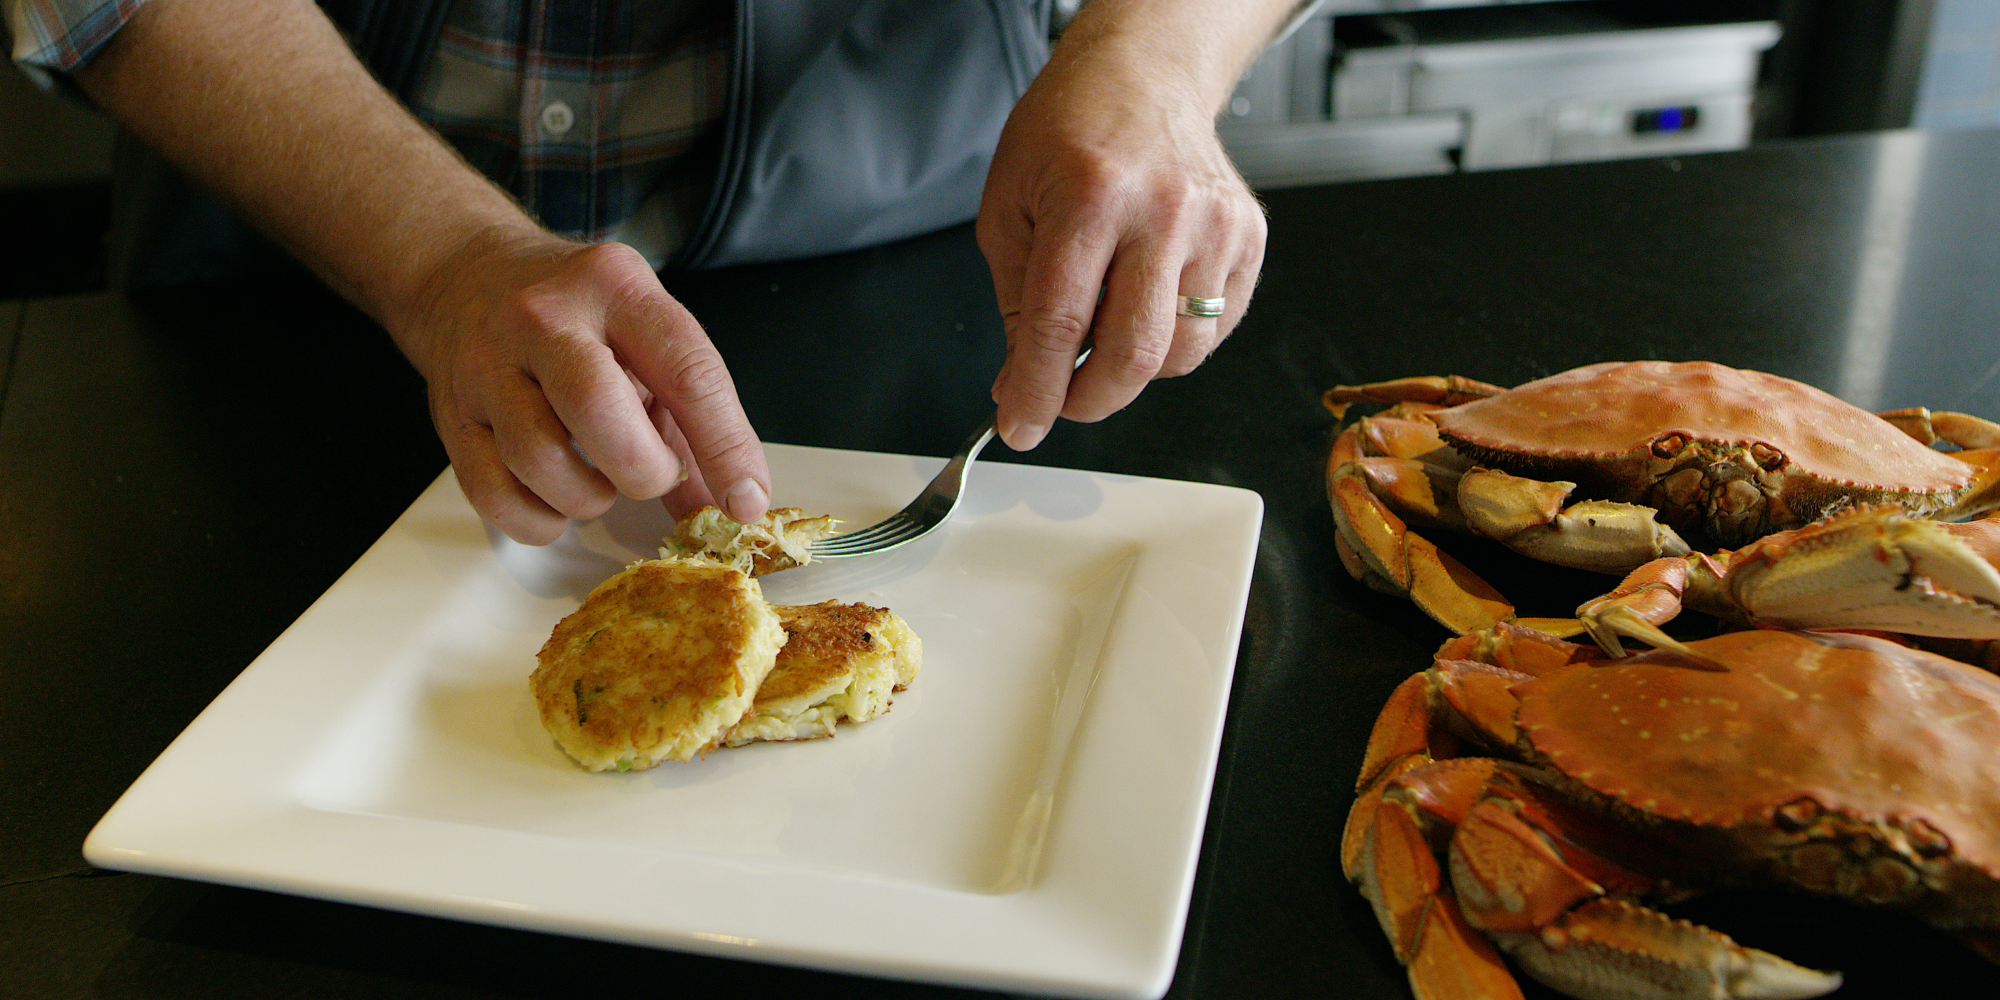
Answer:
72, 0, 771, 543
72, 0, 539, 345
1050, 0, 1306, 119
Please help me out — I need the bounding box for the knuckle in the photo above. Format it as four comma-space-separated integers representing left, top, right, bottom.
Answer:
1011, 377, 1068, 413
701, 427, 764, 475
1153, 177, 1201, 224
559, 367, 633, 432
499, 436, 568, 488
598, 257, 675, 313
1062, 394, 1124, 424
473, 488, 563, 546
658, 344, 731, 402
562, 489, 618, 523
994, 363, 1067, 417
1106, 339, 1170, 381
535, 343, 639, 436
1062, 149, 1129, 201
577, 240, 646, 270
1012, 310, 1091, 355
1158, 351, 1204, 379
1161, 327, 1222, 378
1206, 197, 1249, 242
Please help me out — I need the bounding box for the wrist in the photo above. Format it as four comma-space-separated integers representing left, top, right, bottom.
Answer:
337, 165, 548, 345
389, 220, 569, 381
1049, 0, 1297, 118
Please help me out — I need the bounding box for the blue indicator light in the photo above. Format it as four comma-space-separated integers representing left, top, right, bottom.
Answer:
1632, 106, 1700, 134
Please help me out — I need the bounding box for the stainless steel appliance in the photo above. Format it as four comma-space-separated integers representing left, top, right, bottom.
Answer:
1221, 2, 1781, 188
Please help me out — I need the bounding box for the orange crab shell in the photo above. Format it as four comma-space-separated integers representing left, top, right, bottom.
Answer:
1431, 361, 1975, 536
1514, 629, 2000, 882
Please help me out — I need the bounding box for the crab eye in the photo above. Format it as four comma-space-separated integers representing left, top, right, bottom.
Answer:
1907, 818, 1952, 859
1774, 797, 1822, 832
1751, 443, 1785, 470
1651, 433, 1687, 459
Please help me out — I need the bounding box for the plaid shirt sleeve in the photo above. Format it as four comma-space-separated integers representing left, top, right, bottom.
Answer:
5, 0, 150, 86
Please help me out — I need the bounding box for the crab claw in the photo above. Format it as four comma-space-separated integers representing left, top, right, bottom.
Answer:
1721, 506, 2000, 638
1573, 557, 1730, 667
1445, 771, 1841, 999
1491, 898, 1842, 1000
1456, 469, 1692, 575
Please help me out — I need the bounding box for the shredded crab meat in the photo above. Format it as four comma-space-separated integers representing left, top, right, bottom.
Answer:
660, 506, 839, 576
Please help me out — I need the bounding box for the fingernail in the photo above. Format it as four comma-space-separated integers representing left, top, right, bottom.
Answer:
724, 477, 769, 522
1001, 422, 1048, 451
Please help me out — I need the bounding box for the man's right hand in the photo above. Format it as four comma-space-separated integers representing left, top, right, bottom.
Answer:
405, 229, 771, 545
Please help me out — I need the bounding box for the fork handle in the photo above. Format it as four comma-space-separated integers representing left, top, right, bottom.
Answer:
941, 419, 999, 488
949, 346, 1082, 487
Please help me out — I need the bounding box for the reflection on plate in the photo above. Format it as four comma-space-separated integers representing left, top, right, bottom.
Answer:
85, 443, 1263, 999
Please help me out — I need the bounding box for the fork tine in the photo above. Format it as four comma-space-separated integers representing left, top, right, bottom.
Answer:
811, 518, 927, 556
825, 515, 918, 543
813, 512, 941, 551
805, 350, 1090, 560
826, 520, 915, 545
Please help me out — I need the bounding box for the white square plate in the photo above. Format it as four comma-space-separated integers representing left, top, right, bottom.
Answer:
86, 443, 1263, 999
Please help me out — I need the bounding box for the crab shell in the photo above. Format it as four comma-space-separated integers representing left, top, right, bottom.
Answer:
1432, 361, 1976, 547
1511, 628, 2000, 924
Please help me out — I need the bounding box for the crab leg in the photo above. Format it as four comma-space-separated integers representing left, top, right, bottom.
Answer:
1328, 458, 1518, 635
1327, 414, 1691, 635
1573, 556, 1709, 660
1322, 374, 1510, 420
1875, 407, 2000, 520
1874, 406, 2000, 450
1449, 771, 1840, 1000
1328, 406, 1463, 466
1489, 897, 1842, 1000
1940, 448, 2000, 521
1327, 412, 1473, 536
1574, 507, 2000, 652
1349, 758, 1531, 1000
1345, 664, 1542, 1000
1347, 651, 1842, 1000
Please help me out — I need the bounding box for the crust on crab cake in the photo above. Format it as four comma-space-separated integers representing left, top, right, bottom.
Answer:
662, 505, 838, 576
532, 557, 786, 772
723, 600, 922, 747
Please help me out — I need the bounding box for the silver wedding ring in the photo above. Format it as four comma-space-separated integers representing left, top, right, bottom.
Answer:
1177, 295, 1226, 318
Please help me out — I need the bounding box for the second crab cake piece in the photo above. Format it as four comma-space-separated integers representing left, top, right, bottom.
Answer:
531, 557, 786, 771
723, 600, 923, 747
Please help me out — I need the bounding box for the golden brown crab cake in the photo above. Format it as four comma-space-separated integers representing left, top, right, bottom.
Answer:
723, 600, 923, 747
532, 557, 786, 772
662, 505, 838, 576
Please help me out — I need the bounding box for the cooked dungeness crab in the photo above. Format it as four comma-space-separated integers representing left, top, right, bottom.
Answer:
1323, 360, 2000, 638
1344, 623, 2000, 1000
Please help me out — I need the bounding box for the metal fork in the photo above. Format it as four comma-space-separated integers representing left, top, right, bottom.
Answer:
807, 417, 1001, 559
809, 349, 1087, 559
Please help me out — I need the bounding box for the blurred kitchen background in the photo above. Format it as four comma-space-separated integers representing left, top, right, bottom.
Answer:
1209, 0, 2000, 185
7, 0, 2000, 298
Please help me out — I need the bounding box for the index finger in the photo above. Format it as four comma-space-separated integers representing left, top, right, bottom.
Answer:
605, 278, 772, 524
530, 335, 682, 500
985, 211, 1115, 451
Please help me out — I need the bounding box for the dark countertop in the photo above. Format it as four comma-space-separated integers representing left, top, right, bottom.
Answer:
8, 127, 2000, 999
